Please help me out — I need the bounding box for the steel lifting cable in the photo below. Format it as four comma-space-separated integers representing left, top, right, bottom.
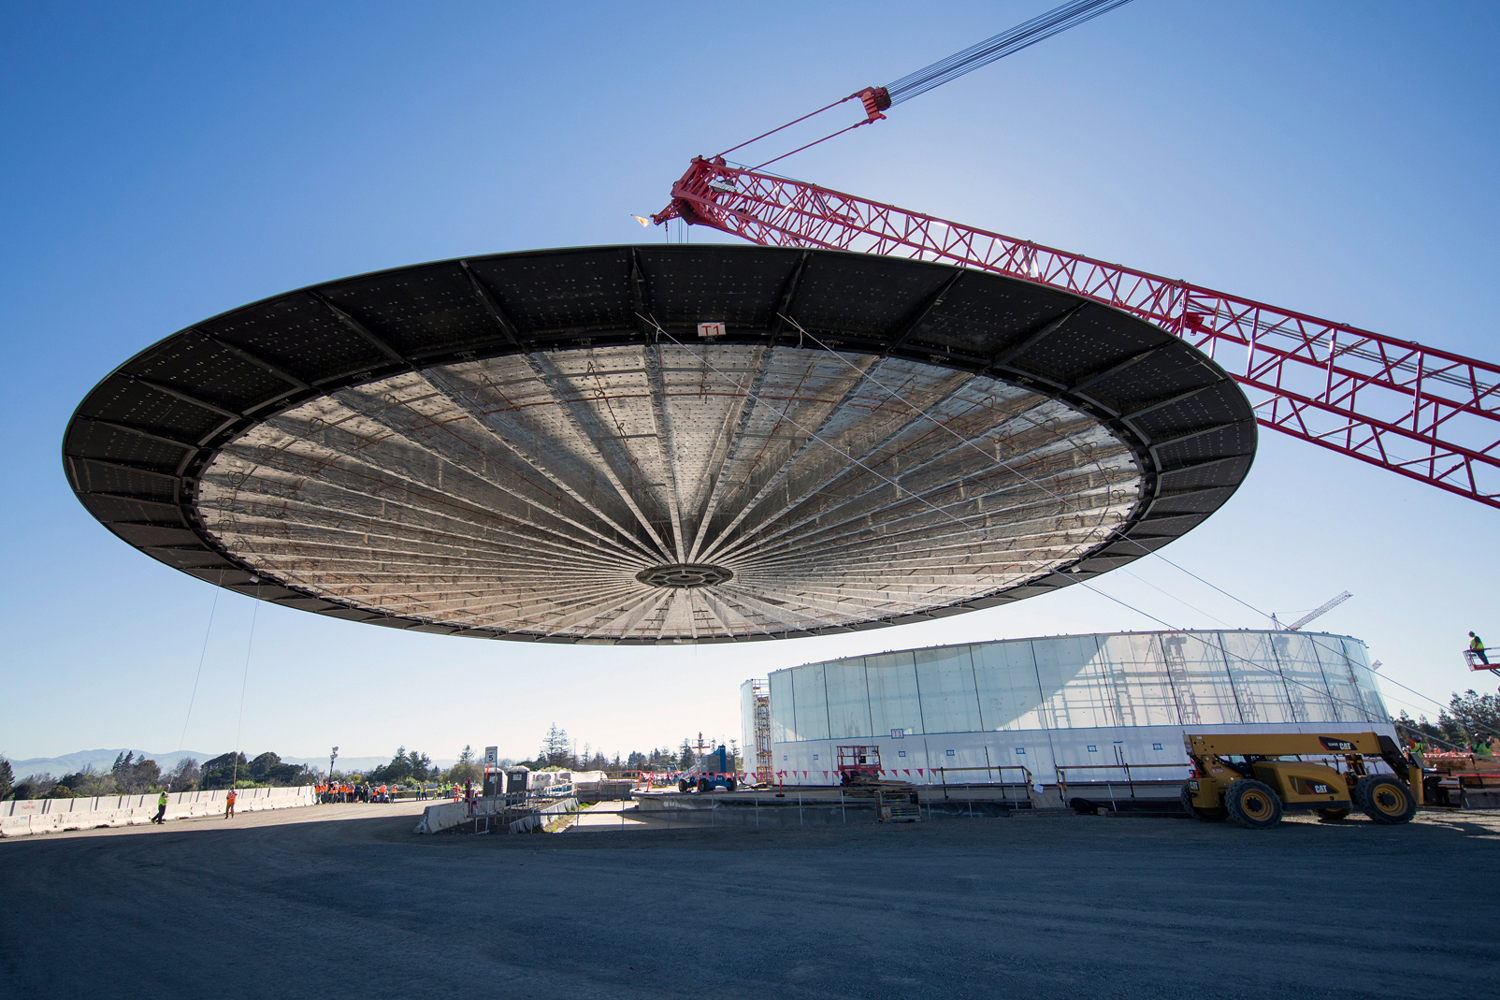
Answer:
169, 571, 224, 791
230, 594, 260, 789
715, 95, 861, 160
718, 0, 1137, 174
639, 314, 1425, 725
778, 317, 1465, 720
884, 0, 1136, 105
1117, 568, 1233, 629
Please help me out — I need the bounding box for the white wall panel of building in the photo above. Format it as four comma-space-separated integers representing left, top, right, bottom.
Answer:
745, 630, 1392, 786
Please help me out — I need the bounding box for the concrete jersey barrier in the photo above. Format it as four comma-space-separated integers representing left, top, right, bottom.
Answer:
0, 786, 316, 837
414, 797, 577, 835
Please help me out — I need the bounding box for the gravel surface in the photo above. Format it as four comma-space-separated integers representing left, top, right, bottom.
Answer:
1, 801, 1495, 999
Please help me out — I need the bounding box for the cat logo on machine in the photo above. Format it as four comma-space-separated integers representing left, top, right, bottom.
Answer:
1305, 781, 1331, 794
1319, 737, 1356, 752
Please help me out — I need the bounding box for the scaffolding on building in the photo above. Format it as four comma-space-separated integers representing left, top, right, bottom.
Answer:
753, 680, 773, 784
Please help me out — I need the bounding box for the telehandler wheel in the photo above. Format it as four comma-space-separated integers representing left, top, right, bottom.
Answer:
1316, 808, 1352, 822
1225, 779, 1283, 829
1355, 774, 1416, 824
697, 777, 711, 793
724, 778, 736, 792
677, 779, 689, 793
1179, 784, 1227, 822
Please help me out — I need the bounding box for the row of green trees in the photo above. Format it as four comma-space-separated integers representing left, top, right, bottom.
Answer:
1397, 689, 1499, 752
0, 750, 320, 800
0, 726, 758, 800
521, 724, 741, 773
360, 746, 473, 785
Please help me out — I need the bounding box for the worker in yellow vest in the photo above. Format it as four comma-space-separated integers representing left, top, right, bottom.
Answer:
1470, 631, 1488, 665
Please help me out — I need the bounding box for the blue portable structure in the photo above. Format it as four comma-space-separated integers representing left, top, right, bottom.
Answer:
678, 745, 737, 793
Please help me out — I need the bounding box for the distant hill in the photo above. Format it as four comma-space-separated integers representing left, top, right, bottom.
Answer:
1, 749, 444, 777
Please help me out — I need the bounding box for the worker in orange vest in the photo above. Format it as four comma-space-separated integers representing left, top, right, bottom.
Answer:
224, 788, 237, 819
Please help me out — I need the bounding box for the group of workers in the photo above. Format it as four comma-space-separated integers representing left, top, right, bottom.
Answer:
312, 780, 477, 803
316, 781, 396, 804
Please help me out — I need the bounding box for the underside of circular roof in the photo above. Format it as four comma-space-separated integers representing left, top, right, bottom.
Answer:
64, 245, 1256, 643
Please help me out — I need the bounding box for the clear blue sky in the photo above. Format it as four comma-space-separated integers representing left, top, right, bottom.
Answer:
3, 1, 1497, 766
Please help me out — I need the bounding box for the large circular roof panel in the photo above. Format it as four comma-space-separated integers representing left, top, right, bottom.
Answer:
64, 245, 1256, 643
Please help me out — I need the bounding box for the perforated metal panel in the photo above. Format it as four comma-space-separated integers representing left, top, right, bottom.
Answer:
63, 245, 1257, 643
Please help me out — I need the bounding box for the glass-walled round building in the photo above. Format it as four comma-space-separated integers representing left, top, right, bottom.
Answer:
741, 630, 1392, 785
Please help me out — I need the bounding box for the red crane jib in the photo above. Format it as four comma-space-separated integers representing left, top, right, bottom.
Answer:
653, 159, 1500, 510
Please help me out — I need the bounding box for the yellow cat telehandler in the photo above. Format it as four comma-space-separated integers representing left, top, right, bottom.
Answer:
1181, 732, 1420, 830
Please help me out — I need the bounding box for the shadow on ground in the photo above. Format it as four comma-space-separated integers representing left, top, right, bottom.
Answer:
2, 805, 1496, 999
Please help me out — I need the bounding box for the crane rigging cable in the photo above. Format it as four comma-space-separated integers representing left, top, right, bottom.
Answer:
884, 0, 1135, 105
230, 595, 259, 790
714, 0, 1135, 171
176, 572, 222, 755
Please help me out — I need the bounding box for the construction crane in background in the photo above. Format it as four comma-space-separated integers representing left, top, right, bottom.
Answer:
1273, 591, 1354, 632
652, 0, 1500, 511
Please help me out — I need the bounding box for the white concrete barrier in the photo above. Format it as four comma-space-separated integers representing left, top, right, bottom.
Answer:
412, 801, 470, 835
510, 798, 576, 834
0, 786, 316, 838
413, 796, 577, 835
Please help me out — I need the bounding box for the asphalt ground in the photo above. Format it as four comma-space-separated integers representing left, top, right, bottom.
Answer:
1, 800, 1495, 999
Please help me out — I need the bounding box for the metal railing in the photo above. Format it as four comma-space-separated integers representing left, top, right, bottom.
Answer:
1053, 762, 1189, 810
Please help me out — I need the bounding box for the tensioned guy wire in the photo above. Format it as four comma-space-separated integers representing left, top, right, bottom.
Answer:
716, 2, 1138, 175
885, 0, 1136, 105
640, 316, 1432, 724
230, 597, 259, 789
176, 571, 223, 756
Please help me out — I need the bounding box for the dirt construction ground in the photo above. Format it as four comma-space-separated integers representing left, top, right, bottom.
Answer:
1, 801, 1496, 1000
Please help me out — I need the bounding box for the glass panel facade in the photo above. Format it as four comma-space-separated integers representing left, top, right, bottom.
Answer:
1097, 633, 1181, 727
763, 631, 1390, 787
769, 670, 794, 745
1035, 635, 1119, 730
971, 641, 1046, 731
824, 658, 873, 739
1220, 631, 1297, 725
1340, 638, 1387, 721
1308, 633, 1373, 723
1158, 633, 1241, 726
789, 663, 830, 742
1270, 632, 1338, 723
865, 651, 923, 736
915, 646, 983, 734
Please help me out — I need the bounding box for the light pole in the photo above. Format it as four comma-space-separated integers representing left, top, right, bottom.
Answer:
329, 746, 338, 781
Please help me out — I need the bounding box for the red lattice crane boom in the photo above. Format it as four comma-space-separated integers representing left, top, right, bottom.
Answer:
653, 157, 1500, 509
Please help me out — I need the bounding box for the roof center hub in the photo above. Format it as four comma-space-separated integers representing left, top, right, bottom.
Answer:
636, 564, 734, 589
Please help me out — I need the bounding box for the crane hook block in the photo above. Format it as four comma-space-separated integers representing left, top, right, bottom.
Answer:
858, 86, 892, 122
